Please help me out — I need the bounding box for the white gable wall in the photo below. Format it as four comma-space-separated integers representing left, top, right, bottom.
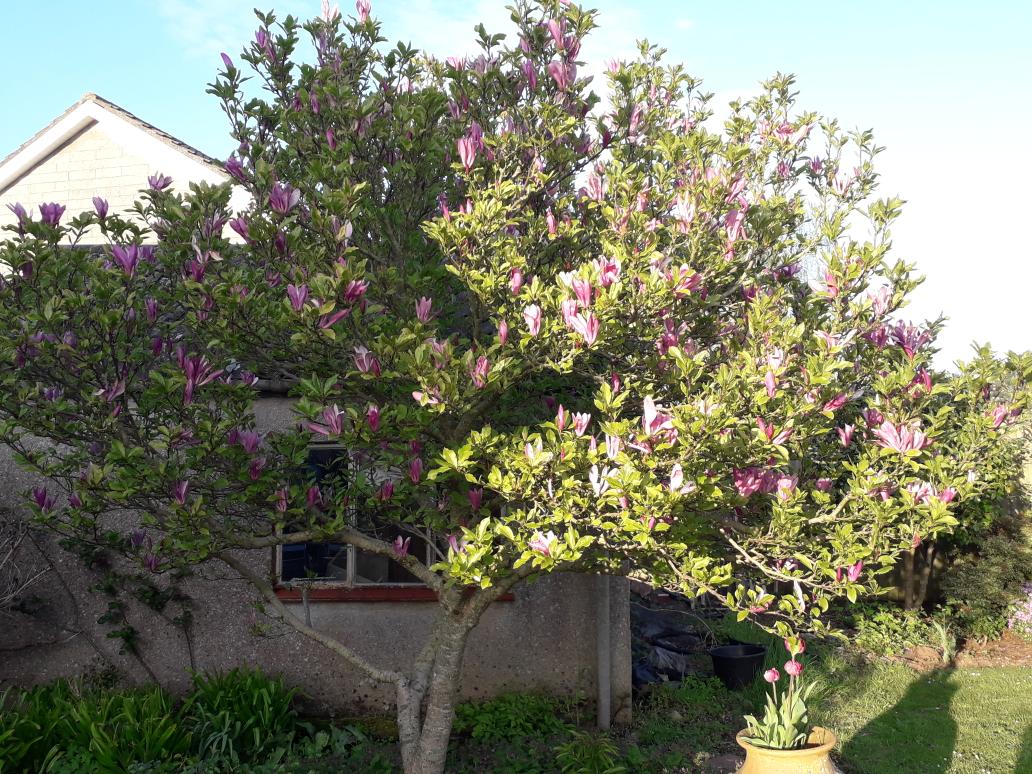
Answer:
0, 98, 248, 242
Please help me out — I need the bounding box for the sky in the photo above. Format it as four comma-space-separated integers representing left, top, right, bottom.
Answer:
1, 0, 1029, 369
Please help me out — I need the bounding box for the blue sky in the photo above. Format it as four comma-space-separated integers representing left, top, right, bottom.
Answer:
2, 1, 1029, 367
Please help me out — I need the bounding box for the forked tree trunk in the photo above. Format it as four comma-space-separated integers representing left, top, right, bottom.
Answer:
397, 616, 474, 774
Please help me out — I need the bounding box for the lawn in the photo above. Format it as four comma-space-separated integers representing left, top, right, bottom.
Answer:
814, 660, 1032, 774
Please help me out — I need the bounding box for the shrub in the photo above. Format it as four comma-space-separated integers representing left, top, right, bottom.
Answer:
554, 730, 625, 774
183, 668, 299, 762
453, 693, 569, 742
849, 602, 937, 657
1008, 583, 1032, 640
942, 528, 1032, 640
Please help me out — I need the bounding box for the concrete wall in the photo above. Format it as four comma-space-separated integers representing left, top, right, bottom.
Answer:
0, 398, 632, 722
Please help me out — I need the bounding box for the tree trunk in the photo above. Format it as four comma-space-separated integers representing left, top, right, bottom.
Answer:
915, 542, 937, 610
397, 617, 473, 774
903, 548, 916, 610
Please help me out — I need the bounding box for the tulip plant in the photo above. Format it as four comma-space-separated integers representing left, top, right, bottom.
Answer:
0, 2, 1028, 772
744, 637, 815, 749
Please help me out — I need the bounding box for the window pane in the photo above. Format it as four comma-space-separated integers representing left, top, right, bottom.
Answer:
281, 541, 348, 581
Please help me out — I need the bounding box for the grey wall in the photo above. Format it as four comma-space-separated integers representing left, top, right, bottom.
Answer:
0, 397, 632, 722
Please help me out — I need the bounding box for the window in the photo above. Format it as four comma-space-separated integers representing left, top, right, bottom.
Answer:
277, 445, 432, 588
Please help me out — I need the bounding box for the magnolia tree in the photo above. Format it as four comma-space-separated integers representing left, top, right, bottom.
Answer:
1, 2, 1029, 771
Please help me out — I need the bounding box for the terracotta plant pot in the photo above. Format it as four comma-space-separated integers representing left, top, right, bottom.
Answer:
735, 727, 842, 774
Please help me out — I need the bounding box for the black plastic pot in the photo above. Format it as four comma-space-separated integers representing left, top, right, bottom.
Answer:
708, 644, 766, 690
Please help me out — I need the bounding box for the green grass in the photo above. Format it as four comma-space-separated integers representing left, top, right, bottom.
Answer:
812, 657, 1032, 773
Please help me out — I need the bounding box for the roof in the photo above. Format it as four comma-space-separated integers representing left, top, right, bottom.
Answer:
0, 93, 227, 192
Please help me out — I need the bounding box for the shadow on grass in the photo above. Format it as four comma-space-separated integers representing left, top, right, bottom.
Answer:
1018, 723, 1032, 773
839, 668, 958, 774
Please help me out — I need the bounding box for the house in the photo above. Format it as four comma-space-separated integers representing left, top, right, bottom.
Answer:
0, 95, 632, 723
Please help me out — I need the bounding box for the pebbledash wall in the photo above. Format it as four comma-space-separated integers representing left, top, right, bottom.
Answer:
0, 93, 632, 716
0, 396, 633, 720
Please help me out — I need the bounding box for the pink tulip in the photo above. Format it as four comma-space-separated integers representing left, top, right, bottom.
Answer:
764, 668, 780, 683
784, 659, 804, 677
523, 304, 542, 336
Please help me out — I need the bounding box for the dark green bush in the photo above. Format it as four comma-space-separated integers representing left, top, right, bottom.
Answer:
942, 530, 1032, 640
848, 602, 937, 657
453, 693, 569, 742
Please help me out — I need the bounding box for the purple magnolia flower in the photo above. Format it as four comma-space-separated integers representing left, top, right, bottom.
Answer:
823, 393, 848, 412
110, 245, 141, 278
468, 487, 484, 511
172, 480, 189, 505
309, 404, 345, 436
408, 457, 423, 484
352, 346, 381, 376
129, 529, 147, 548
891, 322, 931, 359
39, 202, 65, 226
366, 404, 381, 432
836, 424, 855, 447
547, 60, 575, 90
307, 485, 325, 510
31, 487, 55, 512
249, 457, 267, 480
393, 535, 411, 557
229, 217, 249, 241
220, 52, 234, 70
325, 128, 337, 151
180, 354, 224, 404
237, 431, 262, 454
143, 553, 160, 572
225, 156, 246, 182
268, 183, 300, 214
147, 174, 173, 191
7, 202, 28, 230
415, 297, 433, 323
342, 279, 369, 303
286, 284, 309, 312
92, 197, 109, 219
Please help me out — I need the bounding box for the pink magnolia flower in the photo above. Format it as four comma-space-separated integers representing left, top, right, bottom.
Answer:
990, 404, 1010, 429
873, 420, 931, 453
408, 457, 423, 484
776, 475, 798, 501
524, 438, 543, 463
572, 278, 592, 307
585, 171, 605, 202
181, 355, 223, 405
147, 174, 173, 191
392, 535, 411, 557
523, 304, 542, 336
847, 561, 863, 582
570, 312, 599, 345
249, 457, 267, 480
366, 404, 381, 432
555, 405, 568, 431
641, 396, 674, 436
521, 59, 538, 89
547, 60, 575, 90
276, 489, 289, 513
415, 296, 433, 322
589, 465, 611, 497
342, 279, 369, 303
815, 478, 833, 492
309, 404, 345, 436
823, 393, 848, 412
891, 322, 931, 359
595, 257, 620, 287
605, 434, 621, 460
764, 370, 777, 398
510, 268, 524, 295
468, 487, 484, 511
561, 299, 579, 327
572, 412, 591, 437
862, 408, 884, 428
837, 424, 855, 447
378, 480, 394, 501
725, 208, 746, 241
353, 346, 381, 376
93, 197, 109, 219
498, 319, 509, 345
784, 660, 804, 677
457, 136, 477, 172
733, 468, 769, 498
529, 530, 557, 556
764, 668, 780, 683
31, 487, 55, 512
355, 0, 371, 23
469, 355, 490, 388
